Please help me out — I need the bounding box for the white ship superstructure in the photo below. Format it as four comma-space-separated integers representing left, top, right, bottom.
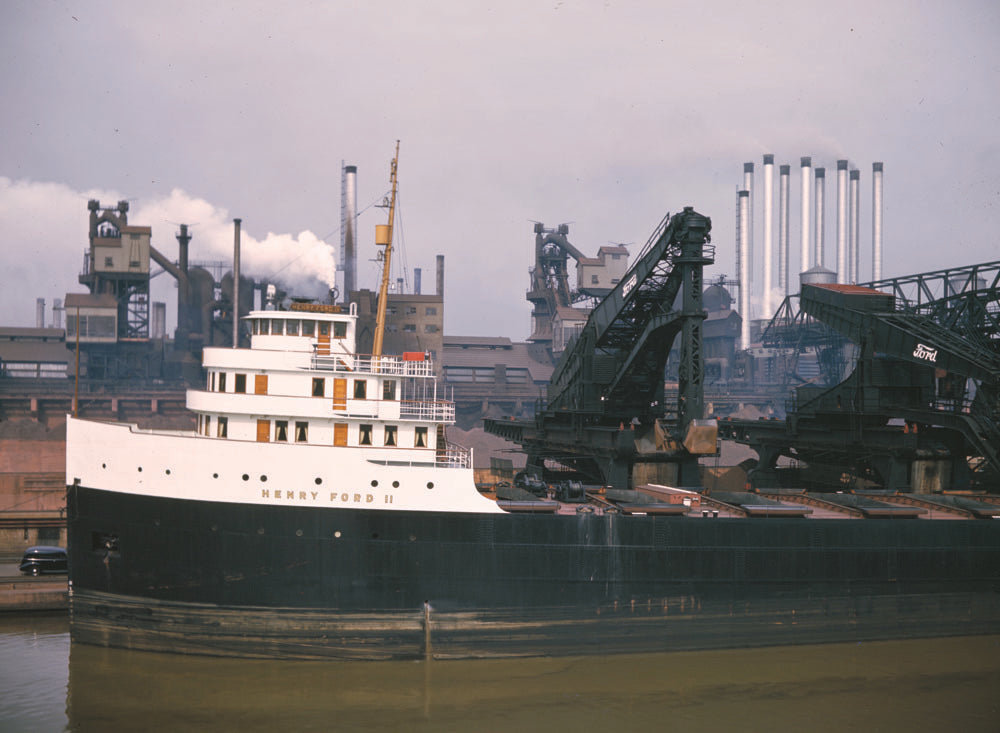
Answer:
66, 303, 503, 514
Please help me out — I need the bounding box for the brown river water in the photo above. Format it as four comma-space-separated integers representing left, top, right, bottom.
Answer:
0, 614, 997, 732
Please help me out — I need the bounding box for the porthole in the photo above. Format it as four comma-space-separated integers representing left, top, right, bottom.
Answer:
165, 469, 171, 475
242, 474, 250, 481
257, 527, 265, 535
295, 529, 304, 537
101, 463, 107, 469
334, 531, 342, 539
370, 480, 378, 487
211, 524, 218, 532
137, 467, 143, 473
260, 475, 268, 482
315, 477, 322, 485
409, 534, 416, 542
392, 480, 400, 488
426, 482, 434, 489
213, 473, 219, 479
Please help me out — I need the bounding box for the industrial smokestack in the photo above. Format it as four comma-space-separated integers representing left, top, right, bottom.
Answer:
397, 277, 404, 294
436, 254, 445, 297
836, 160, 848, 283
849, 170, 860, 283
872, 162, 884, 282
779, 164, 790, 297
233, 218, 242, 348
53, 298, 63, 330
800, 157, 812, 274
342, 165, 358, 302
762, 154, 774, 317
152, 302, 166, 340
814, 167, 826, 269
414, 267, 422, 295
743, 162, 754, 301
177, 224, 191, 274
738, 190, 751, 350
36, 298, 45, 328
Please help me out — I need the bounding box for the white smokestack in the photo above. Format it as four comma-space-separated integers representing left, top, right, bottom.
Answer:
814, 167, 826, 268
872, 162, 884, 282
779, 164, 790, 297
762, 154, 774, 317
800, 157, 812, 274
342, 164, 358, 301
743, 162, 754, 305
849, 169, 860, 283
738, 190, 751, 350
836, 160, 848, 283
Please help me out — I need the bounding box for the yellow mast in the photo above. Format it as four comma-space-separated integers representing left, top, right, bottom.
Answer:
372, 140, 400, 359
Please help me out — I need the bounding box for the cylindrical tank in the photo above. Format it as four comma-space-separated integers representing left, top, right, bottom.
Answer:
800, 265, 837, 286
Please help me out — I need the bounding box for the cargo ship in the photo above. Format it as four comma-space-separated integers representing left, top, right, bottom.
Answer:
65, 152, 1000, 660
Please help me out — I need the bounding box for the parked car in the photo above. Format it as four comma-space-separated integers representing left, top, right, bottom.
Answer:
19, 546, 68, 576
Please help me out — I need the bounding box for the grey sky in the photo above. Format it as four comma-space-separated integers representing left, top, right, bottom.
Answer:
2, 0, 998, 337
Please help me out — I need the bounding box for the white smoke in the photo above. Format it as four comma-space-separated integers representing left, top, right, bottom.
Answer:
0, 177, 337, 329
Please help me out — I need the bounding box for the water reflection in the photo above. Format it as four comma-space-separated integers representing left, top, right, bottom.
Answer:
64, 634, 1000, 732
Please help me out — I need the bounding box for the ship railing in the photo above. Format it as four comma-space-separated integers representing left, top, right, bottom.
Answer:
400, 399, 455, 421
311, 352, 435, 377
436, 442, 472, 469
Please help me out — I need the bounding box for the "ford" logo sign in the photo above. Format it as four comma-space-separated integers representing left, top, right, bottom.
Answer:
912, 343, 938, 363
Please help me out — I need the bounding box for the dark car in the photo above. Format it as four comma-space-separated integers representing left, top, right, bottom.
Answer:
19, 546, 68, 576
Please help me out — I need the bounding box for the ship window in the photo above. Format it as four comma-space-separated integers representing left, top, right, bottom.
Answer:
319, 322, 329, 336
235, 374, 247, 393
312, 378, 325, 397
295, 422, 308, 443
286, 320, 299, 336
252, 319, 259, 335
204, 416, 212, 436
334, 322, 347, 339
383, 380, 396, 400
302, 320, 315, 337
354, 380, 367, 399
270, 320, 283, 335
415, 426, 428, 448
219, 372, 227, 392
209, 372, 215, 391
384, 425, 397, 446
275, 420, 288, 442
359, 424, 373, 446
217, 417, 228, 438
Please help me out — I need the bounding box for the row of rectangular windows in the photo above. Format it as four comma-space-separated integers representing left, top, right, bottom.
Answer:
251, 319, 348, 338
196, 414, 429, 447
208, 372, 397, 401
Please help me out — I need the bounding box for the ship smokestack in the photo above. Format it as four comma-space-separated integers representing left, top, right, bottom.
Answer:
849, 170, 860, 283
872, 162, 884, 282
779, 164, 790, 297
342, 165, 358, 302
233, 218, 242, 348
762, 154, 774, 316
738, 190, 751, 350
800, 157, 812, 274
814, 167, 826, 268
836, 160, 848, 283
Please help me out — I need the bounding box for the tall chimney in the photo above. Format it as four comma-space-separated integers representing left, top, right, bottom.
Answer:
762, 154, 774, 317
738, 190, 751, 350
36, 298, 45, 328
152, 302, 166, 340
872, 162, 884, 282
800, 157, 812, 274
53, 298, 63, 330
849, 170, 860, 283
397, 277, 404, 294
779, 164, 790, 297
436, 254, 445, 297
177, 223, 191, 274
814, 167, 826, 268
233, 218, 242, 348
342, 165, 358, 301
743, 162, 754, 299
836, 160, 848, 283
414, 267, 422, 295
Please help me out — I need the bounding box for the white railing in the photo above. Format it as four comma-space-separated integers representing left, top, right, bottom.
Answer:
400, 400, 455, 422
436, 442, 472, 468
310, 352, 435, 378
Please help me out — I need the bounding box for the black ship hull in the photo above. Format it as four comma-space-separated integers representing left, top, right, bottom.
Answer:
67, 485, 1000, 659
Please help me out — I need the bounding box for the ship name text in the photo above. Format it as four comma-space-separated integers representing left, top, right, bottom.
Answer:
260, 489, 394, 505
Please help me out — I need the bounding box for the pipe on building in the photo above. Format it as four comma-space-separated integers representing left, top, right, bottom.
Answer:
849, 170, 860, 283
762, 154, 774, 317
800, 157, 812, 274
814, 167, 826, 269
836, 160, 848, 283
233, 218, 242, 348
872, 162, 884, 282
779, 164, 790, 297
738, 190, 751, 350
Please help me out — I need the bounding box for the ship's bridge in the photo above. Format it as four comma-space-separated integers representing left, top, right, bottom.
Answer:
247, 303, 358, 356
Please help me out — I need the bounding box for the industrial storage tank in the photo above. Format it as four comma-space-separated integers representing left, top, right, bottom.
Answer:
800, 265, 837, 287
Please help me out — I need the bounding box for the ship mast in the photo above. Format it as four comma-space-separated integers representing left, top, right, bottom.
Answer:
372, 140, 400, 359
